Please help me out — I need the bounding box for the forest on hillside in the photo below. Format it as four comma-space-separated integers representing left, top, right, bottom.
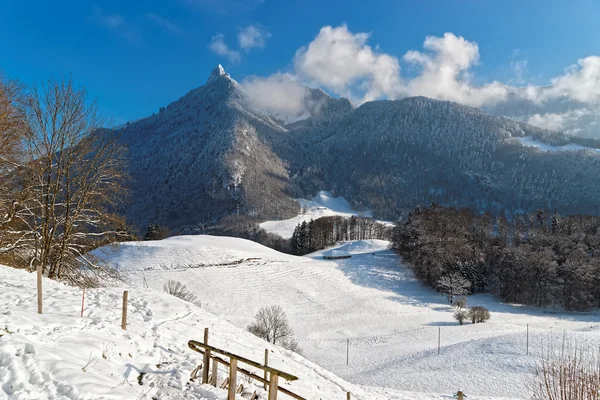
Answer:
391, 205, 600, 311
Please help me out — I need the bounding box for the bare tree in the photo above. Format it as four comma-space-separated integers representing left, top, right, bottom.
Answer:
437, 272, 471, 303
164, 280, 200, 306
0, 75, 27, 249
0, 76, 130, 312
533, 337, 600, 400
247, 305, 300, 352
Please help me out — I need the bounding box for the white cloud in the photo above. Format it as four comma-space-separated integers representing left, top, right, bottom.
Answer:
145, 13, 183, 36
543, 56, 600, 103
509, 49, 528, 84
209, 34, 241, 63
91, 6, 140, 43
238, 25, 600, 137
293, 25, 403, 103
403, 33, 508, 107
238, 25, 271, 52
526, 109, 592, 132
241, 74, 311, 119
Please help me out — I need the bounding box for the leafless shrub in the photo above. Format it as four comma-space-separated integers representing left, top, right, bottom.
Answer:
533, 336, 600, 400
468, 306, 490, 323
247, 305, 301, 353
163, 280, 200, 307
454, 310, 468, 325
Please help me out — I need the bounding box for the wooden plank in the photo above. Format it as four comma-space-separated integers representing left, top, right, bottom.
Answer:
188, 340, 298, 381
268, 374, 279, 400
202, 328, 210, 384
264, 349, 269, 390
190, 364, 202, 381
228, 358, 237, 400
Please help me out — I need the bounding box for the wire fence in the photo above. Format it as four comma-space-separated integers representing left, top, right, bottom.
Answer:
294, 322, 600, 369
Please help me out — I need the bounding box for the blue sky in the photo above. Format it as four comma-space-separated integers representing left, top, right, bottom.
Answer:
1, 0, 599, 123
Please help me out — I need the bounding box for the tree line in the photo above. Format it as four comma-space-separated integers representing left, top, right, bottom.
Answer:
391, 204, 600, 311
291, 215, 391, 255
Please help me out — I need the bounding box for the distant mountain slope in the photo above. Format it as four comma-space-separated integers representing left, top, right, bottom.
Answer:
113, 66, 600, 231
288, 97, 600, 220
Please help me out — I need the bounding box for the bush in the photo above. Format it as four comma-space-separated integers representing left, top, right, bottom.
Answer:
468, 306, 490, 323
454, 310, 468, 325
247, 305, 301, 353
164, 280, 201, 307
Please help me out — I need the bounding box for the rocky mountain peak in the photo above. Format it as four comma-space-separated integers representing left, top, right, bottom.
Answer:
207, 64, 229, 83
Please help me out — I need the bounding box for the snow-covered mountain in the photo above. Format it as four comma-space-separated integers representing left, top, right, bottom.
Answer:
114, 66, 300, 230
114, 66, 600, 231
288, 96, 600, 220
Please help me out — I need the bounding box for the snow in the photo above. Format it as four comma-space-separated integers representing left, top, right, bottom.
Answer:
259, 191, 392, 239
516, 136, 600, 154
207, 64, 228, 83
94, 235, 600, 399
0, 263, 492, 400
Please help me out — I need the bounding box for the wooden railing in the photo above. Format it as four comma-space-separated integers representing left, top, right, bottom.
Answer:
188, 329, 306, 400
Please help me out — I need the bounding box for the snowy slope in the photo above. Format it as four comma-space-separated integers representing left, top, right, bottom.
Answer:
95, 235, 600, 399
0, 264, 501, 400
259, 191, 392, 239
516, 136, 600, 154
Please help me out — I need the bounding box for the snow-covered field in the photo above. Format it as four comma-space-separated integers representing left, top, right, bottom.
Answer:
95, 235, 600, 399
0, 263, 495, 400
516, 136, 600, 154
259, 191, 392, 238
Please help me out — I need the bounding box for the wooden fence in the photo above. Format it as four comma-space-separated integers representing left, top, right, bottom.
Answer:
188, 328, 307, 400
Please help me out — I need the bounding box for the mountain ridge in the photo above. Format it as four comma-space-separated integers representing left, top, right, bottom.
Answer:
113, 66, 600, 232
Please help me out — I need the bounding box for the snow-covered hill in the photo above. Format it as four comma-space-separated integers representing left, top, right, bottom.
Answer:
259, 191, 392, 239
95, 235, 600, 399
0, 263, 495, 400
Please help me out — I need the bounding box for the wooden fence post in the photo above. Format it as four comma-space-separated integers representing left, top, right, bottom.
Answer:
527, 324, 529, 355
264, 349, 269, 389
268, 373, 279, 400
347, 392, 351, 400
457, 391, 464, 400
346, 339, 349, 366
37, 265, 42, 314
211, 358, 218, 386
121, 291, 128, 330
81, 288, 85, 317
203, 328, 211, 384
228, 358, 238, 400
